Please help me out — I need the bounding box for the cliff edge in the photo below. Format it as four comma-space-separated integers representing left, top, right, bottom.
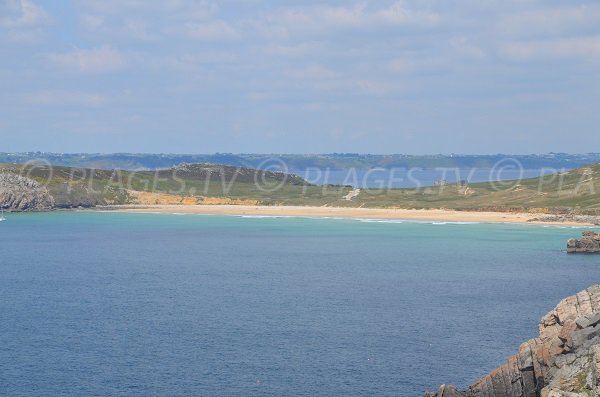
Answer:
426, 285, 600, 397
0, 173, 55, 211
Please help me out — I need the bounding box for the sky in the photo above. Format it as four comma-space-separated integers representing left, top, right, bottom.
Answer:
0, 0, 599, 154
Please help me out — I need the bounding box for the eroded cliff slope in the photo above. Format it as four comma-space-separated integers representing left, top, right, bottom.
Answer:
426, 285, 600, 397
0, 173, 54, 211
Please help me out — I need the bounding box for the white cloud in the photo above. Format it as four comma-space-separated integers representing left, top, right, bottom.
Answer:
124, 19, 156, 41
47, 45, 126, 73
388, 56, 446, 75
3, 0, 600, 153
79, 14, 104, 31
78, 0, 218, 19
180, 20, 238, 40
497, 5, 600, 38
159, 52, 238, 72
503, 36, 600, 61
450, 37, 485, 59
22, 90, 108, 107
79, 14, 158, 42
287, 64, 338, 79
258, 2, 441, 38
0, 0, 50, 43
1, 27, 42, 43
263, 42, 323, 57
375, 1, 440, 27
309, 3, 366, 28
355, 79, 389, 96
77, 1, 221, 42
0, 0, 49, 29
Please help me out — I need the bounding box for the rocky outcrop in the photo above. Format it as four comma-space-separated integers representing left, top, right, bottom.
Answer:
567, 232, 600, 253
0, 173, 55, 211
530, 215, 600, 226
425, 285, 600, 397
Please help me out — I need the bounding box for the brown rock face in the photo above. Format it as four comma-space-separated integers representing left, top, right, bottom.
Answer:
0, 173, 55, 211
425, 285, 600, 396
567, 232, 600, 253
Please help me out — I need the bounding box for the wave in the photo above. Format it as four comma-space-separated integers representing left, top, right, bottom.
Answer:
357, 219, 404, 224
357, 218, 481, 225
115, 211, 592, 229
430, 221, 481, 225
236, 215, 348, 221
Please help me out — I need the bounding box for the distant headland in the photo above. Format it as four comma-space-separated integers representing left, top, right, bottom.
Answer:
2, 152, 600, 171
1, 158, 599, 226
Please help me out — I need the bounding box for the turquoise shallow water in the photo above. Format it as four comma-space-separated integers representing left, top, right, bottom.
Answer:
0, 212, 598, 396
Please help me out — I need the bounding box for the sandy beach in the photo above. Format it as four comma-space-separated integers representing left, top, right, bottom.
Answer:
94, 205, 595, 226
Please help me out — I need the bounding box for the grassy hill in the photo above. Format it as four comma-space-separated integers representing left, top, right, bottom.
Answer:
1, 162, 599, 214
351, 162, 600, 214
0, 162, 349, 208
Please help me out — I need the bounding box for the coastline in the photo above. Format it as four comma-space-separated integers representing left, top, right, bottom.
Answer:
90, 205, 595, 226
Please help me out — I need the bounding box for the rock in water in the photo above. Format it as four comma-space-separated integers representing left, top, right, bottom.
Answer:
424, 385, 461, 397
567, 231, 600, 253
0, 173, 55, 211
425, 285, 600, 396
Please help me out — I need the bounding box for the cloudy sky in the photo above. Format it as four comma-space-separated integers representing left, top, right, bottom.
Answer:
1, 0, 599, 154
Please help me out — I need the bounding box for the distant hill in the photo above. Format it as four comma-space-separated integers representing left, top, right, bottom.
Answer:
1, 161, 599, 214
352, 162, 600, 214
0, 163, 313, 209
1, 152, 600, 171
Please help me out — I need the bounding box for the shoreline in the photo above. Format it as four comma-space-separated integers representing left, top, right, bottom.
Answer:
90, 205, 596, 226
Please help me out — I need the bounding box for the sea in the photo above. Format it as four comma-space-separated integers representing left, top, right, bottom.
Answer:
1, 212, 599, 396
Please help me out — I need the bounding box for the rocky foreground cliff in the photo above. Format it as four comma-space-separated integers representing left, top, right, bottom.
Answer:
426, 285, 600, 397
0, 173, 54, 211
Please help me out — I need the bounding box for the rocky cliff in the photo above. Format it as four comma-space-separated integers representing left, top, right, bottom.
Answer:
568, 232, 600, 254
426, 285, 600, 397
0, 173, 55, 211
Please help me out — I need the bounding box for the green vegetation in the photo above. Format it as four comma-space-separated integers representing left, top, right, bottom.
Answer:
2, 161, 600, 213
351, 162, 600, 213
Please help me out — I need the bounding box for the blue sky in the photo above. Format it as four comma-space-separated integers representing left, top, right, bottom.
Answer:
1, 0, 599, 154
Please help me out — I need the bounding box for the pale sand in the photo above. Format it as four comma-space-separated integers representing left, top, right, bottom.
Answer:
94, 205, 594, 226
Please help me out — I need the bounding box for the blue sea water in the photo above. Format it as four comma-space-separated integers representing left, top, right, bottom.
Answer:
1, 212, 599, 396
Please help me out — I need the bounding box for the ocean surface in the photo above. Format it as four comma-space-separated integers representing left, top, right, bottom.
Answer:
1, 212, 599, 396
